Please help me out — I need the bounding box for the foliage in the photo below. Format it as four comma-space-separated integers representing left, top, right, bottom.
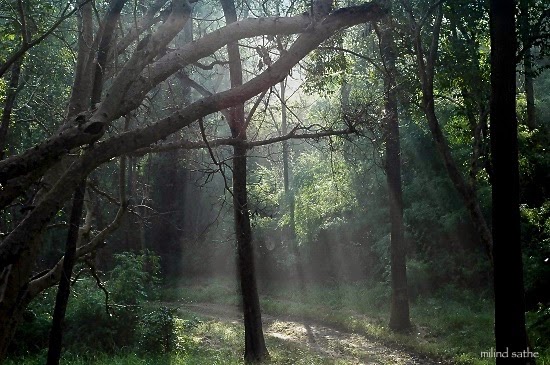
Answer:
9, 251, 165, 356
136, 306, 177, 354
108, 250, 161, 305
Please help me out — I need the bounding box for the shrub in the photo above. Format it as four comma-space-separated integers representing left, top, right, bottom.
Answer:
9, 250, 166, 357
136, 306, 177, 354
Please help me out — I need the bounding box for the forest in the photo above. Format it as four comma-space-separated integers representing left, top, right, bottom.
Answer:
0, 0, 549, 364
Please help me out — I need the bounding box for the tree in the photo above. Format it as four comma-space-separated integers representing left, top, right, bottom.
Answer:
490, 1, 533, 363
0, 0, 388, 359
220, 0, 268, 361
376, 11, 411, 331
402, 0, 493, 263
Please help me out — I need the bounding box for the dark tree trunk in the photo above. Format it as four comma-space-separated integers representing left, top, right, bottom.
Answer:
0, 59, 22, 159
46, 180, 86, 365
490, 1, 534, 364
151, 150, 184, 275
221, 0, 269, 361
233, 143, 269, 363
378, 15, 411, 331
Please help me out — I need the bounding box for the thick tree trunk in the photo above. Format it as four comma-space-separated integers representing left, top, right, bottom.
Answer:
221, 0, 269, 361
378, 15, 411, 331
46, 180, 86, 365
0, 256, 33, 359
490, 1, 533, 364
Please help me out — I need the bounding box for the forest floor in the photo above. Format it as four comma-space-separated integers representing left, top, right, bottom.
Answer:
176, 301, 446, 365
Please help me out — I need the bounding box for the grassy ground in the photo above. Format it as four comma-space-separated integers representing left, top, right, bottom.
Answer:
5, 310, 342, 365
162, 278, 549, 365
7, 279, 548, 365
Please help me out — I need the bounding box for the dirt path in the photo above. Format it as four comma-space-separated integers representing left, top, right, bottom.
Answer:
180, 302, 445, 365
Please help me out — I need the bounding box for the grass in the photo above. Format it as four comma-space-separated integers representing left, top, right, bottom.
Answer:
162, 278, 550, 365
6, 310, 338, 365
7, 278, 548, 365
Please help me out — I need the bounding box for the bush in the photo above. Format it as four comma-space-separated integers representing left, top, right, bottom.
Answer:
136, 306, 177, 354
527, 304, 550, 353
9, 250, 167, 357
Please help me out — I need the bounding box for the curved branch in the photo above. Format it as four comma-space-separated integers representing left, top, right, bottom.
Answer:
0, 1, 387, 270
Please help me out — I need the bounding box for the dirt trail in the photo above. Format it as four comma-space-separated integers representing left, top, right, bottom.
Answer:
180, 302, 445, 365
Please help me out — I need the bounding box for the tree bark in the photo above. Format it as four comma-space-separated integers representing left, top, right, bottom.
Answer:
221, 0, 269, 361
490, 1, 533, 364
46, 180, 86, 365
378, 14, 411, 331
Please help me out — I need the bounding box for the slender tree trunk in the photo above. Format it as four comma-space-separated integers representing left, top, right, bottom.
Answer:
490, 1, 534, 364
523, 53, 536, 130
409, 5, 493, 263
221, 0, 268, 361
280, 82, 295, 237
280, 81, 303, 286
46, 180, 86, 365
0, 59, 22, 159
378, 15, 411, 331
233, 142, 269, 363
519, 0, 536, 130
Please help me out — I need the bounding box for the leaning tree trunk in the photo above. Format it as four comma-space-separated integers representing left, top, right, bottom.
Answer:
378, 14, 411, 331
490, 1, 533, 364
408, 4, 493, 264
220, 0, 269, 362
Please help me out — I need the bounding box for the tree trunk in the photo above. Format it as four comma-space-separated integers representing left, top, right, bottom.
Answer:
280, 81, 295, 237
490, 1, 533, 364
220, 0, 269, 361
0, 59, 22, 159
46, 180, 86, 365
410, 6, 493, 263
519, 0, 536, 130
280, 80, 304, 286
378, 15, 411, 331
233, 143, 269, 363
